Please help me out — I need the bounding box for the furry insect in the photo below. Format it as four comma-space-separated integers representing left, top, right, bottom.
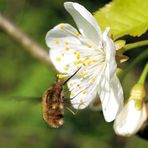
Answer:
42, 68, 80, 128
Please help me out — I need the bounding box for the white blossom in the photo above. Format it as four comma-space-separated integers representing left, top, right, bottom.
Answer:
114, 100, 147, 136
46, 2, 124, 122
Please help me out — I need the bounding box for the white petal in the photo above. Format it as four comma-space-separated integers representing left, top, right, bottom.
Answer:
68, 78, 97, 109
99, 74, 124, 122
64, 2, 102, 46
46, 23, 81, 49
46, 23, 82, 74
114, 100, 147, 136
67, 65, 102, 109
102, 27, 117, 80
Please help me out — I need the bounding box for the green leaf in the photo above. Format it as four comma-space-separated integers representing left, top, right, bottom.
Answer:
94, 0, 148, 39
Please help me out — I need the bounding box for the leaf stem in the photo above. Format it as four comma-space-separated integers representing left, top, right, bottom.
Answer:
123, 40, 148, 52
120, 49, 148, 81
138, 63, 148, 85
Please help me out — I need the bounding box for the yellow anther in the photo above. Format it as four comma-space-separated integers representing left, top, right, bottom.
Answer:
82, 71, 88, 76
57, 74, 67, 79
69, 82, 73, 87
61, 53, 64, 57
80, 99, 84, 105
75, 31, 80, 36
83, 57, 89, 63
93, 60, 97, 63
82, 75, 85, 79
91, 78, 96, 82
56, 57, 61, 62
60, 25, 65, 29
64, 67, 69, 71
82, 62, 86, 66
85, 57, 89, 60
73, 51, 77, 55
55, 40, 60, 44
77, 71, 81, 76
88, 44, 92, 48
65, 47, 70, 51
65, 41, 69, 45
82, 90, 87, 94
70, 92, 75, 97
87, 61, 92, 65
77, 54, 81, 60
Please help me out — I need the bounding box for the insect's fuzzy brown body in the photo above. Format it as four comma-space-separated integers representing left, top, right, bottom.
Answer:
42, 79, 64, 128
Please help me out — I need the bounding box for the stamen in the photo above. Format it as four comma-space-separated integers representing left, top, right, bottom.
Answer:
56, 57, 61, 62
55, 40, 60, 44
70, 92, 75, 97
73, 51, 77, 55
93, 60, 97, 63
91, 77, 96, 82
64, 67, 69, 71
77, 54, 81, 60
65, 47, 70, 51
82, 90, 87, 94
82, 62, 86, 66
69, 82, 73, 87
87, 61, 92, 65
65, 41, 69, 45
88, 44, 92, 48
77, 71, 81, 77
75, 31, 80, 37
57, 74, 67, 79
80, 99, 84, 105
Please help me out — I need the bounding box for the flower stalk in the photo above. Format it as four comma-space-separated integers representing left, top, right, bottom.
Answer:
120, 50, 148, 81
123, 40, 148, 52
138, 62, 148, 85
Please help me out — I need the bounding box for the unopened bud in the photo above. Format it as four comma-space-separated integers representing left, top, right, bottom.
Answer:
129, 84, 146, 110
130, 83, 146, 101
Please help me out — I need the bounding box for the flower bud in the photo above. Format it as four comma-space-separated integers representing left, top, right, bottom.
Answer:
113, 83, 147, 137
130, 83, 146, 102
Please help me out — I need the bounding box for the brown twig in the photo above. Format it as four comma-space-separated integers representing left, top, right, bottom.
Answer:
0, 13, 57, 73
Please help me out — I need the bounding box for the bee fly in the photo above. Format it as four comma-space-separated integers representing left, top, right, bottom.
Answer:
42, 68, 80, 128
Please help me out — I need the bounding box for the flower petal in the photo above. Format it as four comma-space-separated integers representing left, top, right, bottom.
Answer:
64, 2, 102, 46
99, 73, 124, 122
46, 23, 82, 74
113, 100, 147, 136
68, 77, 98, 109
46, 23, 81, 49
102, 27, 117, 80
67, 62, 104, 109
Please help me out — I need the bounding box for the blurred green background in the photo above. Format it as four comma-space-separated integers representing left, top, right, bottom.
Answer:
0, 0, 148, 148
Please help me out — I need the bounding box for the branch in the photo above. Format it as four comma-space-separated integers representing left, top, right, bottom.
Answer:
0, 13, 57, 73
